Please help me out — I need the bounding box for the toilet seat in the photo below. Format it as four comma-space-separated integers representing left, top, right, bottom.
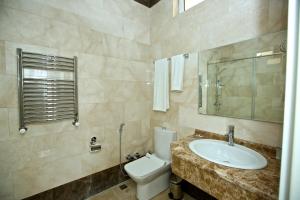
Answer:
124, 154, 170, 183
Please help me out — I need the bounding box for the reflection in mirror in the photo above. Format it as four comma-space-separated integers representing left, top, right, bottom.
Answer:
198, 31, 286, 123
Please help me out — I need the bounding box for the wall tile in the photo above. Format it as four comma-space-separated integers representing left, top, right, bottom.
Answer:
78, 79, 106, 104
77, 54, 105, 79
0, 40, 5, 74
0, 171, 14, 200
0, 1, 152, 199
0, 75, 17, 108
79, 103, 124, 129
1, 0, 150, 45
0, 108, 9, 141
124, 101, 151, 122
13, 155, 83, 199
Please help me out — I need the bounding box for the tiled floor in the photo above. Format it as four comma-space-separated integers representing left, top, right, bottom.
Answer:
87, 179, 195, 200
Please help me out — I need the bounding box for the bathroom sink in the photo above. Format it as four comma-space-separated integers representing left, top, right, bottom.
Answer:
189, 139, 267, 169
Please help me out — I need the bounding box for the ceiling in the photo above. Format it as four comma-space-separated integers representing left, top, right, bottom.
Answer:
134, 0, 161, 8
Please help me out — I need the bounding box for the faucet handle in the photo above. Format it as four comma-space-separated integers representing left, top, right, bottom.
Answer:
227, 125, 235, 146
90, 137, 97, 145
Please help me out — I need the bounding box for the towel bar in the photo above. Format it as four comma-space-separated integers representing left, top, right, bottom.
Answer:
17, 48, 79, 134
153, 53, 190, 64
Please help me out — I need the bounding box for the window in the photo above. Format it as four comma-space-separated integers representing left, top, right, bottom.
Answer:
174, 0, 205, 16
184, 0, 205, 11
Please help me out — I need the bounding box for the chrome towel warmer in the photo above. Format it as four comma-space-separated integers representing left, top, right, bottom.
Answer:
17, 48, 79, 134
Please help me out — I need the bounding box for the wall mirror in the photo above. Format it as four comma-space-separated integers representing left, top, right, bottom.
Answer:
198, 31, 287, 123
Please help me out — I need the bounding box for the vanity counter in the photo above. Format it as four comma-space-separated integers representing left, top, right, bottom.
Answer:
171, 130, 280, 200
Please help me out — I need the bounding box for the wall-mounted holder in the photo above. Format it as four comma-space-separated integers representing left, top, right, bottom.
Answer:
89, 137, 101, 153
72, 117, 80, 127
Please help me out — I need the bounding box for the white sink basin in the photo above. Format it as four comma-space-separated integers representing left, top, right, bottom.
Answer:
189, 139, 267, 169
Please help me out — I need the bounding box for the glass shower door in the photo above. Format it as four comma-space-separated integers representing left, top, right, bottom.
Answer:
207, 59, 253, 119
253, 54, 286, 123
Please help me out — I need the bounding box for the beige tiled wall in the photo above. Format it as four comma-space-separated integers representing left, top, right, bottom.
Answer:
0, 0, 152, 199
150, 0, 287, 145
0, 0, 289, 199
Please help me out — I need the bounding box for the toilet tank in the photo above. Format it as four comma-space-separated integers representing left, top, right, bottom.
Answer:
154, 127, 177, 161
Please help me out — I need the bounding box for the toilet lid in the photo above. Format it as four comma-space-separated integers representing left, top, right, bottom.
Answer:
125, 154, 168, 178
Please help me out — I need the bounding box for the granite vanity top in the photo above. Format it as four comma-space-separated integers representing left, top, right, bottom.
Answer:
171, 130, 280, 200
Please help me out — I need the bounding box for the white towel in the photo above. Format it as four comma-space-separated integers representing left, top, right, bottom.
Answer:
153, 58, 169, 112
171, 54, 185, 92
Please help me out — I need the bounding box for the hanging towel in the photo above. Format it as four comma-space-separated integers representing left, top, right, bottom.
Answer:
153, 58, 169, 112
171, 54, 185, 92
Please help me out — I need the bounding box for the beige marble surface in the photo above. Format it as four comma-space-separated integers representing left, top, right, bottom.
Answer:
171, 130, 280, 200
0, 0, 150, 45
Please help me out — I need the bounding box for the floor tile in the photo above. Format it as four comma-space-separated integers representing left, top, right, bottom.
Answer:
88, 189, 119, 200
112, 180, 137, 200
87, 179, 196, 200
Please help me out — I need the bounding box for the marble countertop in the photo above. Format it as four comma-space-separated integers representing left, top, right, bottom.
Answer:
171, 130, 280, 200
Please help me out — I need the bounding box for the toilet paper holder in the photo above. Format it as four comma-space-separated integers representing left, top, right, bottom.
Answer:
89, 137, 101, 153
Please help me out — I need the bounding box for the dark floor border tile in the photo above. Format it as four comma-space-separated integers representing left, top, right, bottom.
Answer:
23, 164, 129, 200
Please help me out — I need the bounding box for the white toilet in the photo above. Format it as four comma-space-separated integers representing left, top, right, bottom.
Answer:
124, 127, 177, 200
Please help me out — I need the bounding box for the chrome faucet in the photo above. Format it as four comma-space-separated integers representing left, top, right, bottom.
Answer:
226, 125, 235, 146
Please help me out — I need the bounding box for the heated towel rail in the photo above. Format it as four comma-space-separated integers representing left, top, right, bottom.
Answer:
17, 48, 79, 134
